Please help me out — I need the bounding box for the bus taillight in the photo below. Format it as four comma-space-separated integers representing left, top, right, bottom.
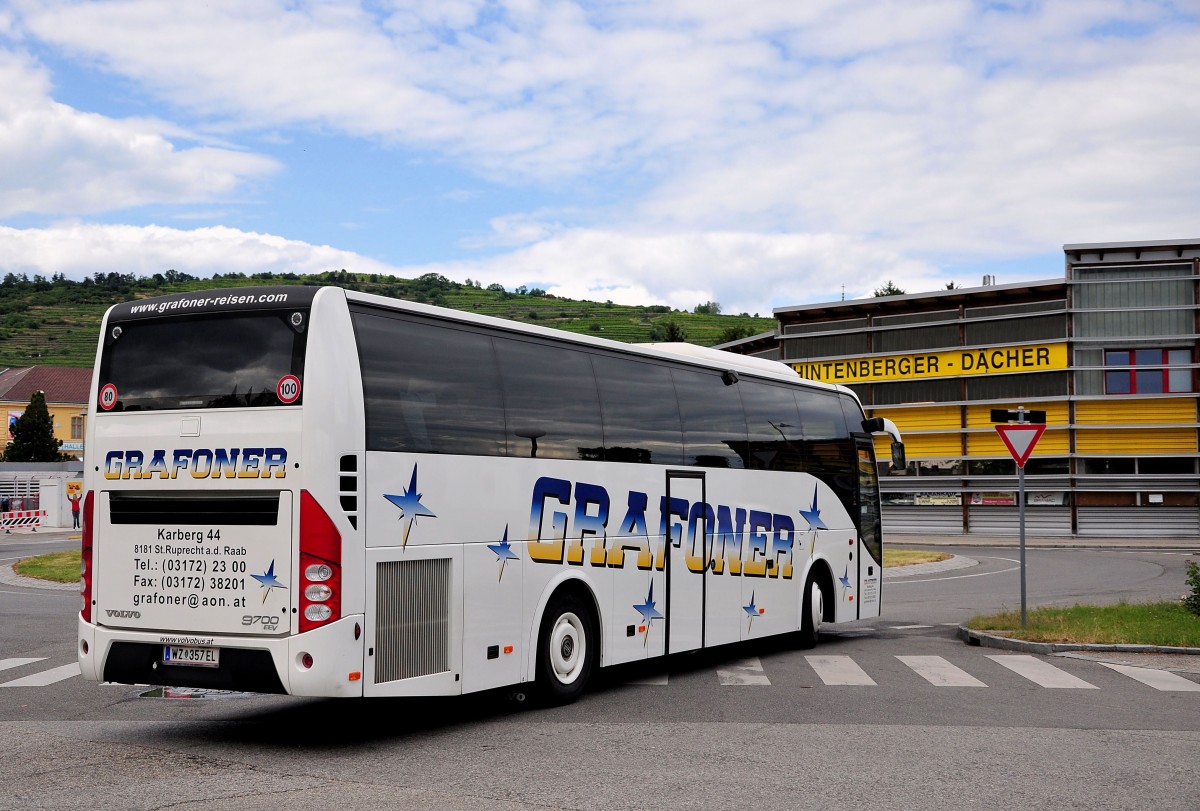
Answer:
80, 490, 94, 622
299, 490, 341, 632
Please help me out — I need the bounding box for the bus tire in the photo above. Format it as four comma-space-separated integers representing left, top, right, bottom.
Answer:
536, 591, 597, 705
798, 573, 823, 649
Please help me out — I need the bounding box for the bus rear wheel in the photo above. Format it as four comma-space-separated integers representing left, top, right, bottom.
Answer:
798, 573, 823, 649
536, 592, 597, 705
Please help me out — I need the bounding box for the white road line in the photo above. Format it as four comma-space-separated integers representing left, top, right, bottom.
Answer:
889, 556, 1021, 584
897, 655, 987, 687
1098, 663, 1200, 692
986, 655, 1097, 689
889, 624, 934, 630
0, 657, 45, 672
717, 656, 771, 685
0, 662, 80, 687
806, 655, 876, 686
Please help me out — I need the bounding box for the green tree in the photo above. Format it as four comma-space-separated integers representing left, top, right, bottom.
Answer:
5, 391, 66, 462
695, 301, 722, 315
717, 324, 756, 344
651, 320, 688, 342
873, 280, 906, 297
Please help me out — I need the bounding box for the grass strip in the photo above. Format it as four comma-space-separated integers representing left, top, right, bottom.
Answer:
883, 549, 952, 568
13, 550, 81, 583
968, 602, 1200, 647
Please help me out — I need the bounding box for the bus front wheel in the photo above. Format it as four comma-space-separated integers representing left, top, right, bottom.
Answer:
536, 592, 597, 705
798, 573, 823, 649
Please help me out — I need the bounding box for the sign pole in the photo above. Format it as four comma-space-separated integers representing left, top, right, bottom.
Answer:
1018, 434, 1027, 627
992, 406, 1046, 628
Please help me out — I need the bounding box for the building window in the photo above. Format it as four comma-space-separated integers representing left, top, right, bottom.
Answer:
1103, 349, 1192, 395
71, 417, 84, 440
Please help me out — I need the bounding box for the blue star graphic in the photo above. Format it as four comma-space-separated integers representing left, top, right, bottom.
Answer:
251, 560, 286, 604
633, 582, 664, 647
487, 526, 519, 581
798, 488, 827, 530
383, 465, 437, 547
743, 590, 759, 618
839, 566, 852, 589
744, 590, 762, 632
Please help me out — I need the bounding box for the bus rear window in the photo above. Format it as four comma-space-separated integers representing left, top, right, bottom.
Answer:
97, 311, 308, 412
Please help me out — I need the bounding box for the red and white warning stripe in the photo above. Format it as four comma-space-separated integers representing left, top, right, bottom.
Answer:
0, 510, 46, 530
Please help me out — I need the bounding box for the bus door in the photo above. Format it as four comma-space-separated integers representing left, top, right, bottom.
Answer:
852, 435, 883, 619
665, 470, 707, 654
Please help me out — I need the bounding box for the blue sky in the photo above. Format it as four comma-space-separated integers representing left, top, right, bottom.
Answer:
1, 1, 1198, 316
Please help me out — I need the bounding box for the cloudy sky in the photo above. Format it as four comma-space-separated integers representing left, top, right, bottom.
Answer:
1, 1, 1197, 316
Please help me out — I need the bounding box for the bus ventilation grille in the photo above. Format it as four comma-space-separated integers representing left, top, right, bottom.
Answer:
374, 558, 451, 683
339, 454, 359, 530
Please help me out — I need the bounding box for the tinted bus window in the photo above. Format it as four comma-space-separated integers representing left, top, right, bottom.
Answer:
742, 381, 806, 471
495, 337, 604, 460
592, 355, 684, 465
353, 313, 506, 456
797, 388, 855, 514
671, 368, 747, 468
98, 311, 307, 412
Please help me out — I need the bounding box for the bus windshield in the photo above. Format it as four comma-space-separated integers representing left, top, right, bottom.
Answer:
97, 310, 308, 412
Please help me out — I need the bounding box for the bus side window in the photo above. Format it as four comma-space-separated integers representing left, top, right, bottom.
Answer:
592, 355, 684, 466
353, 313, 506, 456
494, 337, 605, 460
671, 368, 747, 469
741, 381, 805, 471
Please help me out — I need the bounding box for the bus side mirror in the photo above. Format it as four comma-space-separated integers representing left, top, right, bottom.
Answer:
861, 417, 885, 433
891, 441, 906, 471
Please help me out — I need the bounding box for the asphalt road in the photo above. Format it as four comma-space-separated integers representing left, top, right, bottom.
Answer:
1, 532, 1198, 810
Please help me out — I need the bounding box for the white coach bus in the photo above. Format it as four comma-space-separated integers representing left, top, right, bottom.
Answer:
78, 286, 903, 702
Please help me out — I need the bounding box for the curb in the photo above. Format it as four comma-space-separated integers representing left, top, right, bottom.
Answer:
884, 554, 978, 579
957, 625, 1200, 656
0, 563, 79, 592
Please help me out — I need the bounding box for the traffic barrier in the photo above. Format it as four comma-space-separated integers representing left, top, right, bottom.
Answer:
1, 509, 45, 532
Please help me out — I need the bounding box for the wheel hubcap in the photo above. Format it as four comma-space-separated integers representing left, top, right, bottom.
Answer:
549, 611, 586, 685
810, 583, 823, 634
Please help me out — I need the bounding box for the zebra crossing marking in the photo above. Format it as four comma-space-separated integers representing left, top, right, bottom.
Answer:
0, 657, 45, 673
806, 655, 877, 686
4, 650, 1195, 693
0, 662, 80, 687
717, 657, 770, 685
1098, 663, 1200, 692
897, 655, 987, 687
986, 654, 1098, 689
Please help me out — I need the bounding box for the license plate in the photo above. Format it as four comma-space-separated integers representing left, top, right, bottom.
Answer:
163, 645, 220, 668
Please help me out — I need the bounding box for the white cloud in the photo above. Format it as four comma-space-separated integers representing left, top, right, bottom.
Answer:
0, 0, 1197, 313
0, 222, 940, 316
395, 228, 942, 315
0, 223, 396, 279
0, 50, 279, 217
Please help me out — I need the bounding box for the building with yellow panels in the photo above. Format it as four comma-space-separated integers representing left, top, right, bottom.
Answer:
722, 239, 1200, 537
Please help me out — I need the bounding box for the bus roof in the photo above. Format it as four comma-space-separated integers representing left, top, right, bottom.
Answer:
342, 288, 843, 393
104, 284, 846, 395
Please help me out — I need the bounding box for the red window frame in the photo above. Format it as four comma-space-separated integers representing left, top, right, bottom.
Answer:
1103, 348, 1193, 395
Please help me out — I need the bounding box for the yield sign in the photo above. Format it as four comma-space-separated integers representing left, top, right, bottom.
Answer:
995, 423, 1047, 468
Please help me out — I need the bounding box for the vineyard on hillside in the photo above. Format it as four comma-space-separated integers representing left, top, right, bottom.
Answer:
0, 270, 775, 367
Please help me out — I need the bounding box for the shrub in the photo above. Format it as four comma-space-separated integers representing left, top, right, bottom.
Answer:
1184, 560, 1200, 616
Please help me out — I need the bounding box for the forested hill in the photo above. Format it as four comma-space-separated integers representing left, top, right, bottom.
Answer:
0, 270, 775, 367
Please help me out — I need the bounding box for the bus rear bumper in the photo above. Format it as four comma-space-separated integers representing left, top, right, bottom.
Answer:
78, 615, 366, 697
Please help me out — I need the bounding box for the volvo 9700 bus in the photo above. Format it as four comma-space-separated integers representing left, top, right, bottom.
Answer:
78, 286, 903, 702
